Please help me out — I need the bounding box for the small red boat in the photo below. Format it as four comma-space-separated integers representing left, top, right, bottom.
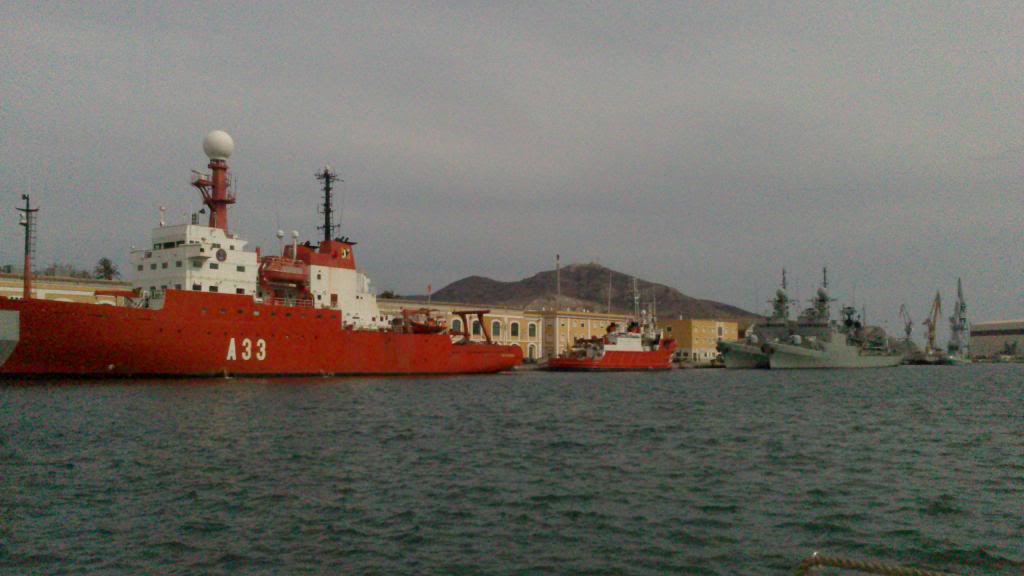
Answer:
545, 321, 677, 371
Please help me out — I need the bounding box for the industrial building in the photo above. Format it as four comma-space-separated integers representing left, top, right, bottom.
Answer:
970, 320, 1024, 359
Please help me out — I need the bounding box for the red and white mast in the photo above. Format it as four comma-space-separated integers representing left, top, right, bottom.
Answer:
191, 130, 235, 232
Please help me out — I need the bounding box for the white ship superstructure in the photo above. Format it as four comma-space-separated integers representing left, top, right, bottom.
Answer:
131, 224, 259, 299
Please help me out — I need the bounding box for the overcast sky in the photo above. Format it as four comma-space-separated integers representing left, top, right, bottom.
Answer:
2, 2, 1021, 336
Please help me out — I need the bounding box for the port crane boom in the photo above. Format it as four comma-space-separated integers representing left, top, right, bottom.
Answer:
898, 304, 912, 342
922, 291, 941, 354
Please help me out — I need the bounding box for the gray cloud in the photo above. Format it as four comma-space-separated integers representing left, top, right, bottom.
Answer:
2, 2, 1021, 339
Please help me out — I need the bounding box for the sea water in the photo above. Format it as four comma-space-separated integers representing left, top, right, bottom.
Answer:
1, 365, 1021, 574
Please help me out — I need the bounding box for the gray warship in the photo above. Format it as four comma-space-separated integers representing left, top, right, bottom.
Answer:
717, 269, 793, 368
721, 268, 903, 369
764, 271, 903, 369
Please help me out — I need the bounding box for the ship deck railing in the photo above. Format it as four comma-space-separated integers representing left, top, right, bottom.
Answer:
264, 297, 314, 309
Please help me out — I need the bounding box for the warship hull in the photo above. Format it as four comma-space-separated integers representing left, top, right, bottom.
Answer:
717, 341, 769, 369
767, 340, 903, 369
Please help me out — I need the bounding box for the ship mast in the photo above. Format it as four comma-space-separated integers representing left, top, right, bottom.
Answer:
191, 131, 236, 232
16, 194, 38, 300
316, 167, 341, 243
632, 277, 640, 319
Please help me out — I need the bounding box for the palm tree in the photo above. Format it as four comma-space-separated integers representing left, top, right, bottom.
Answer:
94, 257, 120, 280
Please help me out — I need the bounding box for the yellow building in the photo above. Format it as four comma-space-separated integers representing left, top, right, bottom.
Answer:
378, 298, 545, 362
0, 273, 132, 305
660, 318, 739, 364
534, 309, 631, 360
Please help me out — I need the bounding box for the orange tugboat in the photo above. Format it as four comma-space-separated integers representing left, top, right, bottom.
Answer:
545, 320, 677, 371
0, 131, 522, 378
546, 277, 676, 371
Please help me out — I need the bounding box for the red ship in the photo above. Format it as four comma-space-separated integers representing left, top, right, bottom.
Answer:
0, 131, 522, 378
545, 321, 677, 371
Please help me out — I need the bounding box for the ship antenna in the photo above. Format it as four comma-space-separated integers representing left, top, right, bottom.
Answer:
316, 166, 341, 243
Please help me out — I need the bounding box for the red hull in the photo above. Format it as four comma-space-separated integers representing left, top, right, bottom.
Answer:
545, 339, 677, 371
0, 292, 522, 378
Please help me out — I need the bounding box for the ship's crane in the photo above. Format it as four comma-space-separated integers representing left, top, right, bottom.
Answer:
898, 304, 913, 342
922, 291, 941, 354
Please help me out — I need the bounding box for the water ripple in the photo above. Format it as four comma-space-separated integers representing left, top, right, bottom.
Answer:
1, 365, 1022, 574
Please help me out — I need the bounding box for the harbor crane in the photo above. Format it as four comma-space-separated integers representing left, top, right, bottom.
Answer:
898, 304, 913, 342
922, 291, 941, 354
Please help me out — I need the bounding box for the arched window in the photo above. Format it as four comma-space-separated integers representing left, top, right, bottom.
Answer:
491, 320, 501, 337
528, 344, 536, 359
528, 323, 537, 338
510, 322, 520, 338
451, 318, 462, 333
472, 320, 481, 336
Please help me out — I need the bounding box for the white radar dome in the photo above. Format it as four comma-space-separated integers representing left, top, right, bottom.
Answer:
203, 130, 235, 160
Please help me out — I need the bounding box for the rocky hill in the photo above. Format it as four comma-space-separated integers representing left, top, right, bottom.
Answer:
427, 263, 758, 320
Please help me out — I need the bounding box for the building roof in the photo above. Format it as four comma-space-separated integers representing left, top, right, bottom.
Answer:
972, 319, 1024, 330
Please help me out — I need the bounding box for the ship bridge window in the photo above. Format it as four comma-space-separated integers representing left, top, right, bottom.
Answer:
153, 244, 161, 250
163, 242, 176, 249
193, 284, 202, 291
209, 286, 218, 293
236, 288, 245, 295
209, 263, 219, 270
236, 265, 246, 272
